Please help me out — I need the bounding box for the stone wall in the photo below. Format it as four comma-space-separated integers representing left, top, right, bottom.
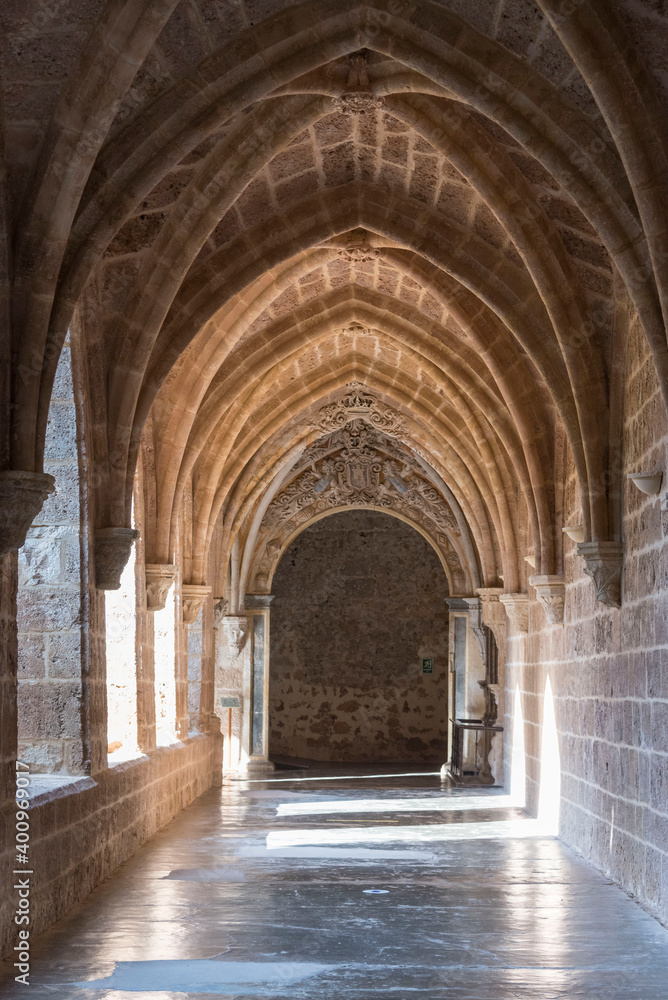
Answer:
16, 343, 85, 774
269, 510, 450, 762
504, 315, 668, 925
4, 734, 220, 957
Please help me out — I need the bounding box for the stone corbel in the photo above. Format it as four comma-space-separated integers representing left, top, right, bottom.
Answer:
182, 584, 211, 624
0, 470, 55, 555
95, 527, 139, 590
499, 593, 529, 634
529, 575, 566, 625
221, 615, 249, 657
577, 541, 623, 608
145, 564, 175, 611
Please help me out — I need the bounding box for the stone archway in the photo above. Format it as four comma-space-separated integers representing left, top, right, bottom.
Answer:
268, 509, 451, 764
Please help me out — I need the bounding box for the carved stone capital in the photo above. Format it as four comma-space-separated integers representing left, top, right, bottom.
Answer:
222, 615, 249, 656
476, 587, 507, 650
182, 584, 211, 624
145, 564, 175, 611
0, 471, 55, 555
577, 541, 623, 608
529, 575, 566, 625
213, 597, 228, 629
95, 527, 139, 590
499, 593, 529, 634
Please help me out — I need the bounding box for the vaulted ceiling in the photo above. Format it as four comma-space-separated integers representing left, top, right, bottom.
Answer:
4, 0, 668, 594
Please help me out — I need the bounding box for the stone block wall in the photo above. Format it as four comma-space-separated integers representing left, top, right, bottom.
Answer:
269, 510, 450, 762
1, 734, 221, 959
16, 343, 85, 774
504, 317, 668, 925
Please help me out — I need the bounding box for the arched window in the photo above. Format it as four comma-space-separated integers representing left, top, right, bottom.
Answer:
17, 338, 86, 774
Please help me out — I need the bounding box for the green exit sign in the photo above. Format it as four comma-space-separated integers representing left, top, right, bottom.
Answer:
422, 658, 434, 675
220, 696, 240, 708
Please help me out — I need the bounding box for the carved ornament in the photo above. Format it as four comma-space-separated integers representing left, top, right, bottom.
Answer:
477, 587, 507, 658
145, 564, 175, 611
182, 584, 211, 624
316, 382, 406, 434
95, 527, 139, 590
222, 615, 249, 657
334, 93, 384, 115
250, 418, 467, 594
529, 574, 566, 625
0, 471, 55, 555
499, 593, 529, 634
577, 541, 623, 608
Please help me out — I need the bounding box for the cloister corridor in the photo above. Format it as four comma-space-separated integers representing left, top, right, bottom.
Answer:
4, 0, 668, 996
4, 768, 668, 999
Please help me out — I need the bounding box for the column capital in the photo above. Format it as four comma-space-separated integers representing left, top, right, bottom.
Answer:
0, 470, 55, 555
499, 593, 529, 634
145, 563, 175, 611
244, 594, 275, 611
95, 527, 138, 590
529, 574, 566, 625
577, 541, 623, 608
182, 584, 211, 624
443, 597, 472, 612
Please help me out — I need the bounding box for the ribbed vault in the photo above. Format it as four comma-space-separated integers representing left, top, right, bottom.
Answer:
5, 0, 668, 604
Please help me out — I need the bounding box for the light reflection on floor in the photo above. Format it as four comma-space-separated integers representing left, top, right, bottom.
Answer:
1, 766, 667, 999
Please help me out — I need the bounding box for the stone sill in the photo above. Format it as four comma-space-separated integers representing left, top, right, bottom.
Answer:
24, 734, 216, 808
27, 774, 97, 807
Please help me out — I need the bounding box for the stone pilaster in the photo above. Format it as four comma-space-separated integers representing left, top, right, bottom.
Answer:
182, 584, 211, 624
94, 527, 139, 590
145, 563, 175, 611
577, 541, 623, 608
0, 471, 55, 555
529, 575, 566, 625
499, 593, 529, 634
242, 595, 275, 774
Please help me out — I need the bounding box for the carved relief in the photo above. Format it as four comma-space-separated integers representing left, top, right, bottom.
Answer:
333, 93, 384, 115
95, 527, 139, 590
337, 232, 381, 263
529, 575, 566, 625
0, 471, 55, 555
182, 584, 211, 624
499, 593, 529, 634
577, 541, 623, 608
222, 615, 249, 657
250, 418, 468, 594
477, 587, 507, 654
145, 563, 175, 611
316, 382, 407, 434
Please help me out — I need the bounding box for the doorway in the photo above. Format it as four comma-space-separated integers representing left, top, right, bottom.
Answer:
269, 510, 450, 763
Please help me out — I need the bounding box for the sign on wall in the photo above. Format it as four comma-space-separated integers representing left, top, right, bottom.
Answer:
422, 658, 434, 675
220, 696, 240, 708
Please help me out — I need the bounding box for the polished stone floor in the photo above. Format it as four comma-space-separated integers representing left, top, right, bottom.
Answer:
2, 765, 668, 998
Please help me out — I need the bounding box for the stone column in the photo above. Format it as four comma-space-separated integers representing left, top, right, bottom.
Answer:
477, 588, 507, 785
444, 598, 486, 775
215, 612, 248, 773
243, 595, 275, 774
